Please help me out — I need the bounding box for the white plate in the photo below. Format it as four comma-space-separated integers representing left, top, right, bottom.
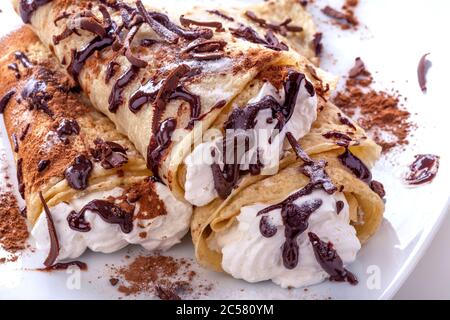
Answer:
0, 0, 449, 300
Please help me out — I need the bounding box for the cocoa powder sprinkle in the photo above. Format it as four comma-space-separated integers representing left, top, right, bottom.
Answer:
333, 58, 412, 153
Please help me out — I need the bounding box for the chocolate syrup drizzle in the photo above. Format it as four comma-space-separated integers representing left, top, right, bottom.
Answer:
308, 232, 358, 285
0, 90, 16, 114
8, 63, 21, 80
255, 132, 337, 269
211, 71, 314, 199
21, 76, 54, 117
67, 199, 133, 234
64, 155, 93, 190
39, 192, 60, 268
17, 158, 25, 199
14, 51, 33, 68
108, 65, 140, 112
40, 261, 88, 271
338, 148, 372, 184
19, 0, 52, 24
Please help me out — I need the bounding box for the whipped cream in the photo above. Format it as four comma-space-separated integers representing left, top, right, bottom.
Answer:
209, 189, 360, 288
184, 79, 317, 206
32, 183, 192, 262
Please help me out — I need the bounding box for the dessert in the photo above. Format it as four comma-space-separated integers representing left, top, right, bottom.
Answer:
12, 0, 339, 207
4, 0, 388, 290
0, 26, 192, 266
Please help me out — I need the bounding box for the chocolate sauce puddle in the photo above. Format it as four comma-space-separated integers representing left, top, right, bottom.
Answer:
405, 154, 440, 185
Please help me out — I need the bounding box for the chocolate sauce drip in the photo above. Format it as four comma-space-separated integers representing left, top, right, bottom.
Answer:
259, 215, 277, 237
8, 63, 21, 80
19, 123, 31, 141
19, 0, 51, 24
105, 61, 120, 83
180, 15, 223, 31
308, 232, 358, 285
337, 112, 356, 130
286, 132, 337, 195
13, 52, 33, 68
258, 194, 323, 269
37, 159, 50, 172
169, 86, 201, 128
370, 180, 386, 198
56, 119, 80, 144
41, 261, 88, 271
211, 71, 313, 199
68, 24, 116, 80
17, 158, 25, 199
206, 10, 235, 22
405, 154, 440, 185
67, 199, 133, 234
0, 90, 16, 114
64, 155, 93, 190
211, 96, 278, 199
244, 11, 303, 35
20, 77, 54, 117
90, 138, 128, 169
12, 134, 19, 153
147, 118, 177, 180
39, 192, 60, 268
230, 25, 288, 51
336, 200, 344, 214
108, 65, 139, 113
338, 148, 372, 184
152, 64, 191, 131
129, 79, 162, 113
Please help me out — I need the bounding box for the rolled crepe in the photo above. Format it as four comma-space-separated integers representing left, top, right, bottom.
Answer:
12, 0, 339, 207
0, 26, 192, 265
191, 144, 385, 288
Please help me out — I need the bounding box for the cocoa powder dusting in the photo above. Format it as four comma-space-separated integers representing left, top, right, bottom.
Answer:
333, 57, 412, 153
0, 192, 29, 254
110, 254, 212, 299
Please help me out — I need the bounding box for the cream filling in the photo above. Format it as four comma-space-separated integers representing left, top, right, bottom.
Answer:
184, 80, 317, 206
209, 190, 361, 288
32, 184, 192, 262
